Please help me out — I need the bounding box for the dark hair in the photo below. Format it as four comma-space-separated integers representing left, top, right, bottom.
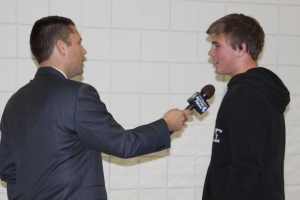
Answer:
206, 13, 265, 60
30, 16, 75, 63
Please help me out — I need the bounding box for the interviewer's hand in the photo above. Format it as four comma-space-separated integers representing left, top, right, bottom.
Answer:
162, 108, 194, 132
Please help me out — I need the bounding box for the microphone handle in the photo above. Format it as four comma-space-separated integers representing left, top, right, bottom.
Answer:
185, 104, 194, 110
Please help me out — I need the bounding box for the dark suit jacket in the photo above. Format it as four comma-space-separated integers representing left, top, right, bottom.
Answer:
0, 66, 170, 200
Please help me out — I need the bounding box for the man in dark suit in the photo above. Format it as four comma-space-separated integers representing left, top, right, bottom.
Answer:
0, 16, 193, 200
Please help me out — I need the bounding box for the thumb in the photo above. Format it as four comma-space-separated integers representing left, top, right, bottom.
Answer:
183, 109, 194, 116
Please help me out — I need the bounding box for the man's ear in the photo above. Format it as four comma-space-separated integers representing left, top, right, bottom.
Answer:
55, 40, 67, 56
237, 43, 247, 57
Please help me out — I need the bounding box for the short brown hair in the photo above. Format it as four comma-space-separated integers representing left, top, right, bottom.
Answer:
206, 13, 265, 60
30, 16, 75, 63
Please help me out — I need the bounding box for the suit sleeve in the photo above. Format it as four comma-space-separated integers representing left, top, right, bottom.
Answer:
224, 94, 266, 200
74, 84, 170, 158
0, 116, 17, 199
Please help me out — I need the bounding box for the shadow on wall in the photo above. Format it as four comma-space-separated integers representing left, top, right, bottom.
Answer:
284, 104, 290, 116
1, 180, 7, 189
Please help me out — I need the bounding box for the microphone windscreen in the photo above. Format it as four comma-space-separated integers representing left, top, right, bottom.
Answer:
201, 84, 215, 99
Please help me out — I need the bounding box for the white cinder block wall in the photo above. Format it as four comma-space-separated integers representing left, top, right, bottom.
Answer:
0, 0, 299, 199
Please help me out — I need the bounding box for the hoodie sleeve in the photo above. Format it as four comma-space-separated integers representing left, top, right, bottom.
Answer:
224, 93, 267, 200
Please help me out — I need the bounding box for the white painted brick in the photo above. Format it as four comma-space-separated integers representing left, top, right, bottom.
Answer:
17, 59, 38, 90
286, 126, 300, 155
196, 126, 214, 156
280, 6, 300, 35
141, 30, 169, 62
226, 3, 253, 16
112, 0, 140, 29
281, 0, 300, 5
0, 0, 16, 23
253, 0, 278, 3
169, 94, 193, 112
110, 157, 139, 189
140, 63, 168, 93
171, 1, 198, 31
111, 29, 140, 61
111, 62, 140, 92
170, 126, 197, 156
168, 188, 195, 200
0, 92, 13, 115
278, 66, 300, 96
0, 59, 16, 91
198, 33, 212, 63
139, 189, 167, 200
284, 155, 300, 184
140, 94, 168, 125
82, 61, 110, 93
170, 32, 197, 63
257, 35, 278, 65
285, 185, 300, 200
253, 4, 278, 35
18, 0, 49, 24
81, 28, 110, 60
139, 157, 167, 188
110, 189, 138, 200
110, 93, 139, 125
0, 24, 16, 58
169, 63, 197, 94
196, 64, 227, 96
198, 2, 226, 32
142, 0, 169, 30
196, 187, 204, 200
82, 0, 111, 28
196, 156, 211, 187
168, 157, 195, 187
227, 0, 251, 2
50, 0, 81, 26
17, 25, 33, 59
0, 192, 8, 200
278, 36, 300, 66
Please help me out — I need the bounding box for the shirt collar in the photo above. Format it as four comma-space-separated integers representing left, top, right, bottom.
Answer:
44, 66, 67, 79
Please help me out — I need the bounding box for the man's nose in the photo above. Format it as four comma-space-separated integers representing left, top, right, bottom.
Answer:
82, 46, 87, 54
208, 48, 213, 56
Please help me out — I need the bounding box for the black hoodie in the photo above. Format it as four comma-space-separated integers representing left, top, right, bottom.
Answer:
202, 67, 290, 200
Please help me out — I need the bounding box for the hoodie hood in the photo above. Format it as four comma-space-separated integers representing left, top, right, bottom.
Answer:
228, 67, 290, 114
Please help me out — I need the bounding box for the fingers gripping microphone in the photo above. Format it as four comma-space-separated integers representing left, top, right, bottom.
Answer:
186, 85, 215, 114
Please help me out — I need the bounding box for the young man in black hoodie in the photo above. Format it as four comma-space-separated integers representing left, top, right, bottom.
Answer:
202, 14, 290, 200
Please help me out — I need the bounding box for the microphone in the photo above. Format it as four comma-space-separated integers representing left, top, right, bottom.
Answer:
170, 85, 215, 134
186, 84, 215, 114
